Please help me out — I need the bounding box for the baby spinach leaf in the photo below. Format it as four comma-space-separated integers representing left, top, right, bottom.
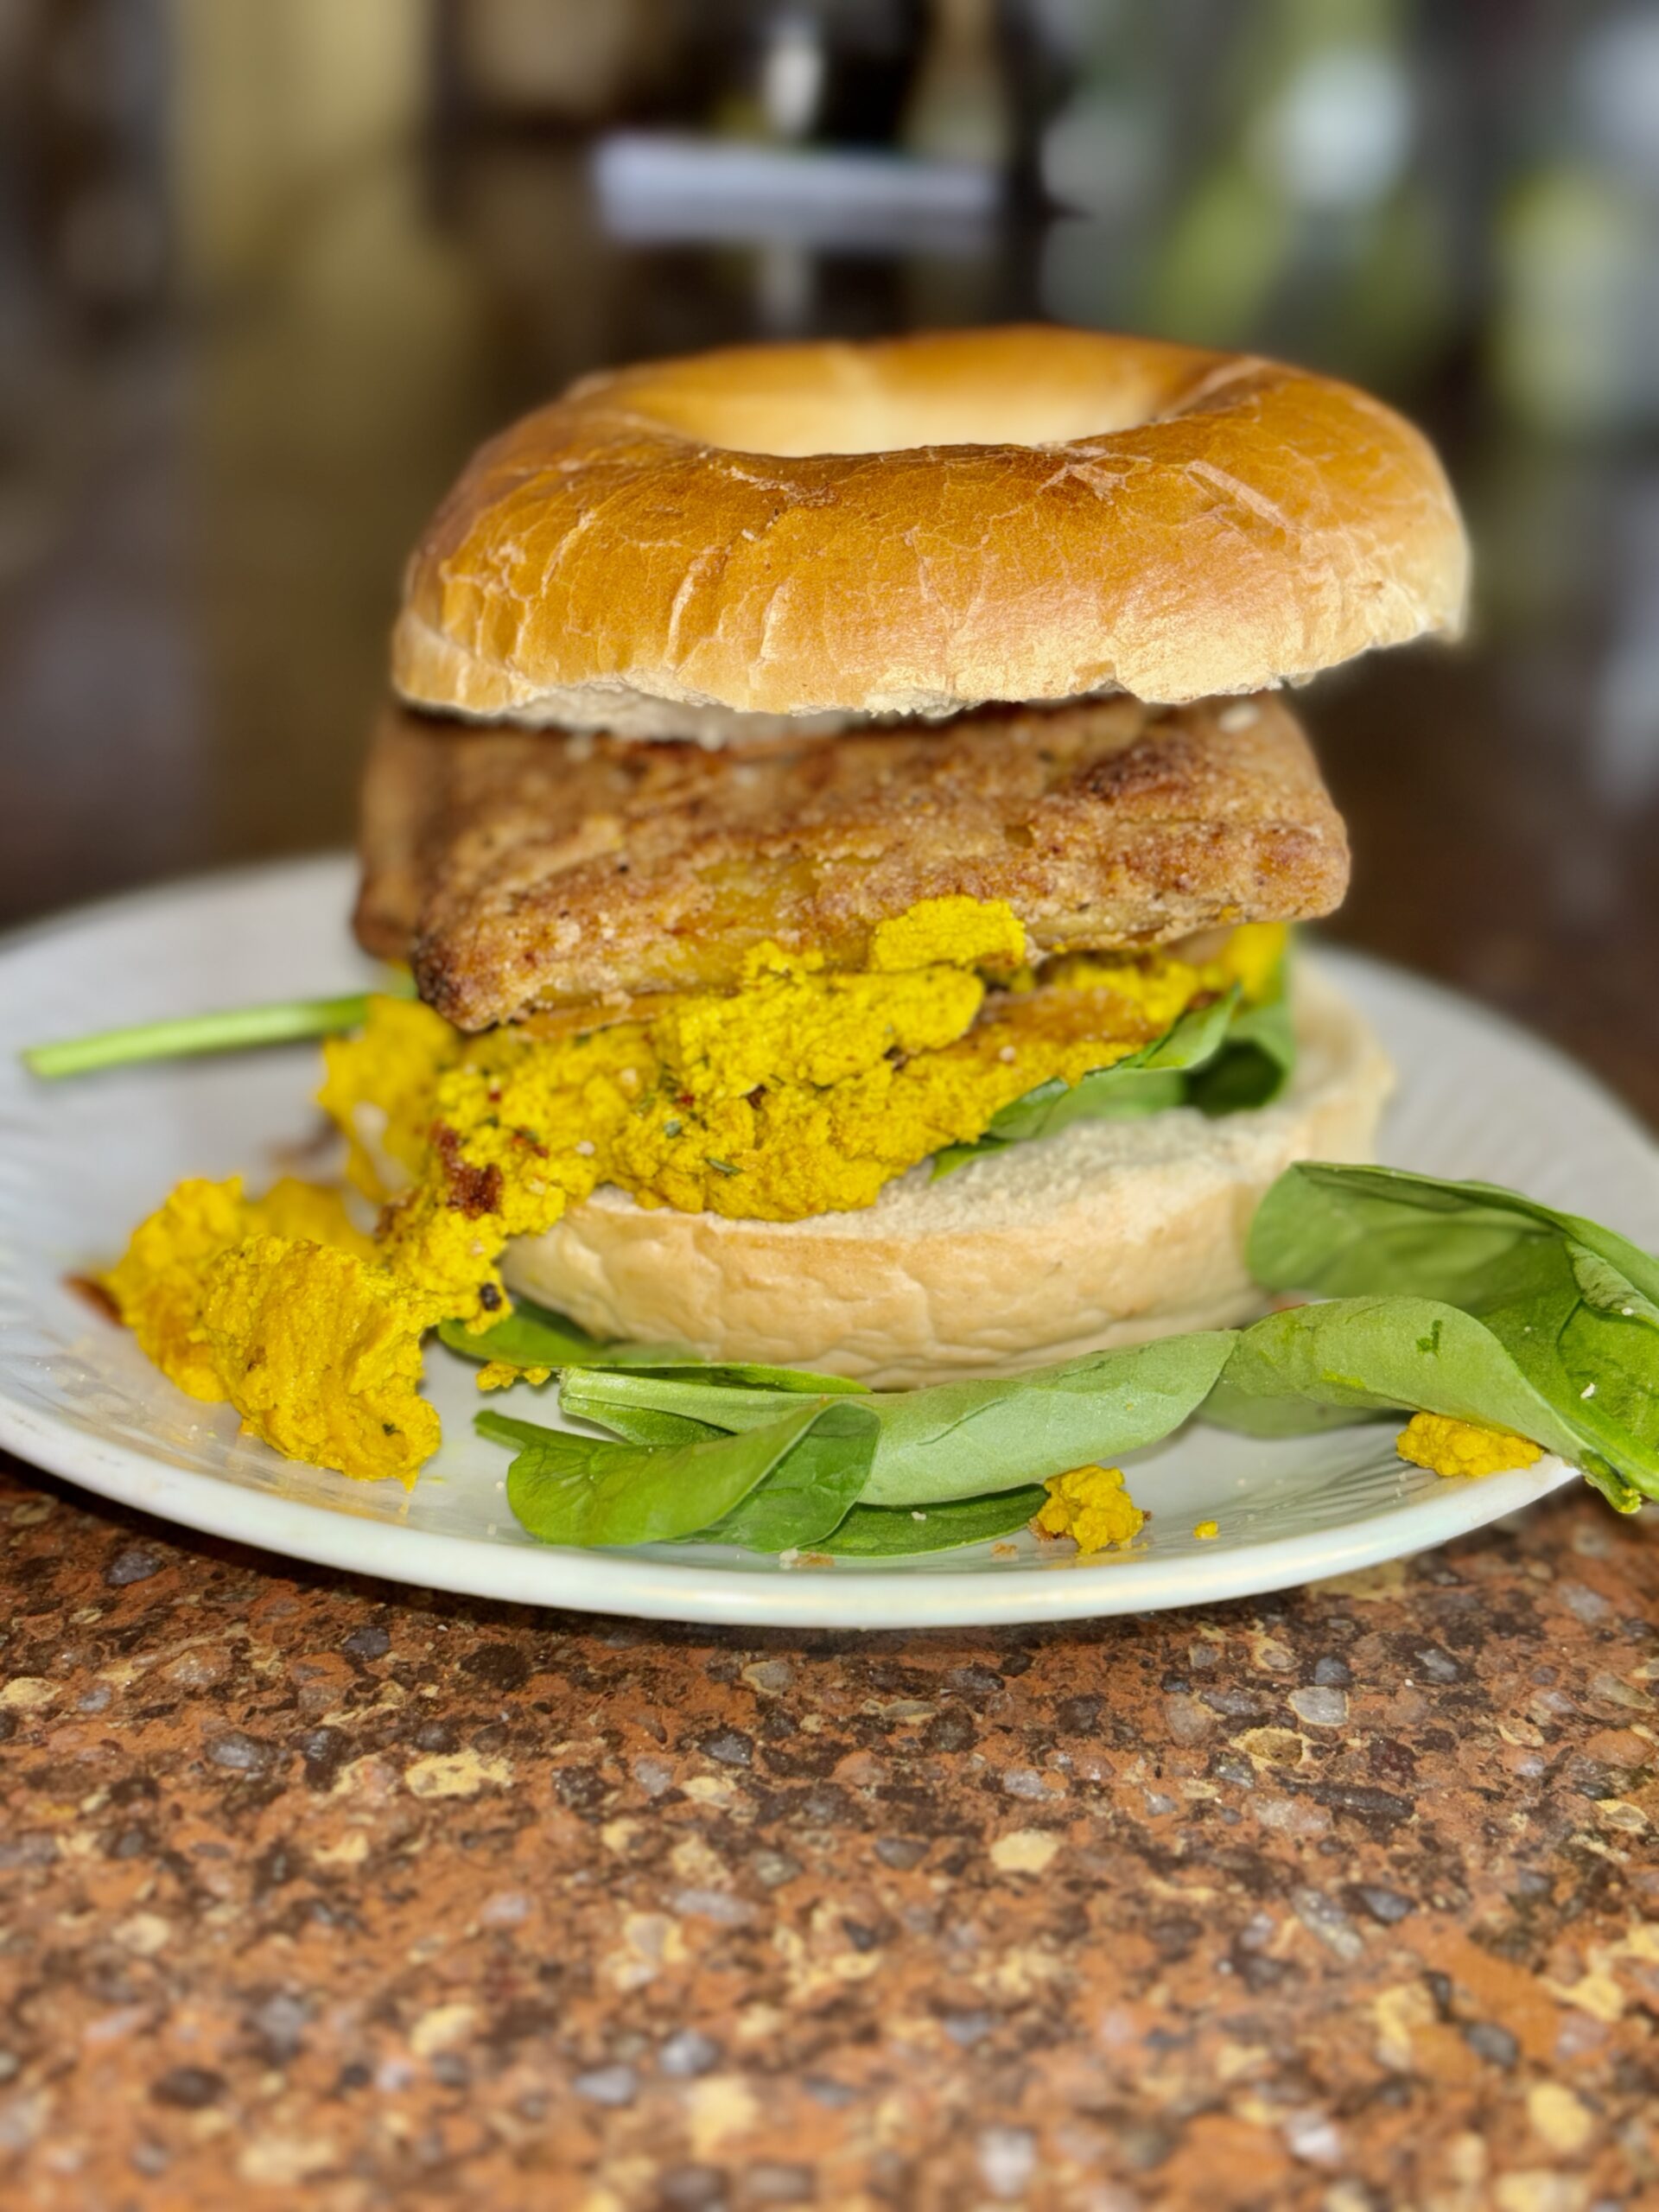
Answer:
1187, 989, 1296, 1116
933, 976, 1296, 1177
440, 1299, 684, 1370
629, 1363, 868, 1392
1249, 1162, 1659, 1308
443, 1295, 866, 1393
564, 1332, 1235, 1510
576, 1402, 721, 1448
822, 1487, 1046, 1556
860, 1334, 1235, 1505
559, 1370, 864, 1446
932, 993, 1236, 1176
22, 977, 416, 1080
1572, 1453, 1644, 1515
480, 1397, 877, 1549
1197, 1389, 1395, 1440
473, 1411, 560, 1455
1205, 1295, 1585, 1454
1243, 1164, 1659, 1503
1567, 1243, 1659, 1326
995, 990, 1241, 1138
694, 1399, 879, 1550
488, 1164, 1659, 1550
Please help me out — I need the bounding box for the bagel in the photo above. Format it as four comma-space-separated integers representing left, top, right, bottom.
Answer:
393, 325, 1468, 740
500, 963, 1393, 1388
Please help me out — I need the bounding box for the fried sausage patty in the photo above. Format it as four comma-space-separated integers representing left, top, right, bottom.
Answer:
355, 693, 1348, 1031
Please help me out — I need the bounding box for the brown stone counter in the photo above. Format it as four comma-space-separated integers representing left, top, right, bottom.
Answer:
3, 1455, 1656, 2210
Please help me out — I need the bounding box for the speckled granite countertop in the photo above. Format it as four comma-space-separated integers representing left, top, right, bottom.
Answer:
2, 1458, 1656, 2211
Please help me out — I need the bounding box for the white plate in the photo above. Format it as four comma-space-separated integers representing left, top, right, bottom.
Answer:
0, 857, 1652, 1628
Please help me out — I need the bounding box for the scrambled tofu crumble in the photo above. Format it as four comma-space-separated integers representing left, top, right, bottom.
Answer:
201, 1237, 439, 1486
102, 1176, 434, 1484
105, 900, 1284, 1484
1395, 1412, 1543, 1479
1034, 1465, 1147, 1554
329, 906, 1284, 1327
476, 1360, 550, 1392
104, 1176, 372, 1404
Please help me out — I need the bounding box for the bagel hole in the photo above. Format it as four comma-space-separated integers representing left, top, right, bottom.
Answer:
626, 377, 1169, 458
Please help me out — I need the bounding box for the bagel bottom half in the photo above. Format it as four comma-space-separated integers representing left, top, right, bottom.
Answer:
503, 965, 1392, 1389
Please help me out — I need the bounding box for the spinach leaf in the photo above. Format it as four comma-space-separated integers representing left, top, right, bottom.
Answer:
576, 1402, 721, 1448
932, 992, 1236, 1177
861, 1334, 1236, 1505
696, 1399, 878, 1550
934, 976, 1297, 1177
1249, 1162, 1659, 1308
823, 1488, 1046, 1556
440, 1299, 683, 1370
1243, 1164, 1659, 1505
492, 1374, 1040, 1554
1187, 988, 1297, 1116
1206, 1296, 1586, 1459
487, 1164, 1659, 1551
630, 1363, 868, 1392
564, 1332, 1235, 1510
443, 1295, 866, 1393
561, 1369, 847, 1438
473, 1411, 562, 1455
989, 990, 1242, 1139
480, 1398, 878, 1549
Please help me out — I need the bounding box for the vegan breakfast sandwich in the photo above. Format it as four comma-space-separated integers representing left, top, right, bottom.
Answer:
61, 324, 1659, 1544
343, 324, 1447, 1382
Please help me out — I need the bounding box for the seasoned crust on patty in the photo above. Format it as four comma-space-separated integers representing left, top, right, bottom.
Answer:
355, 693, 1349, 1031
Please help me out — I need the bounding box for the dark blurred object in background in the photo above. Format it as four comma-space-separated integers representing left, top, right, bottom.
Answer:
4, 0, 169, 326
1, 0, 1656, 1116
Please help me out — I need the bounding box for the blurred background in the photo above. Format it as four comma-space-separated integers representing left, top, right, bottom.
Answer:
1, 0, 1656, 1111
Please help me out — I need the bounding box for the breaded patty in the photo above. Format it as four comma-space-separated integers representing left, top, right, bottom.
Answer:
355, 694, 1348, 1030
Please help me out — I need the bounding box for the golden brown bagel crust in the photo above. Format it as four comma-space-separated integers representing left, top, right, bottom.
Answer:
503, 965, 1392, 1388
354, 692, 1349, 1028
393, 326, 1468, 729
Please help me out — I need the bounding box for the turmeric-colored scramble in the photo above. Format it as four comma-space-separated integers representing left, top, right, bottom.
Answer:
104, 900, 1283, 1485
1395, 1413, 1542, 1479
1033, 1465, 1147, 1554
104, 1179, 436, 1485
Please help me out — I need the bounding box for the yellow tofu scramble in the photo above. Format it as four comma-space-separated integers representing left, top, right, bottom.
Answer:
1034, 1465, 1147, 1554
1395, 1413, 1543, 1479
103, 900, 1284, 1484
